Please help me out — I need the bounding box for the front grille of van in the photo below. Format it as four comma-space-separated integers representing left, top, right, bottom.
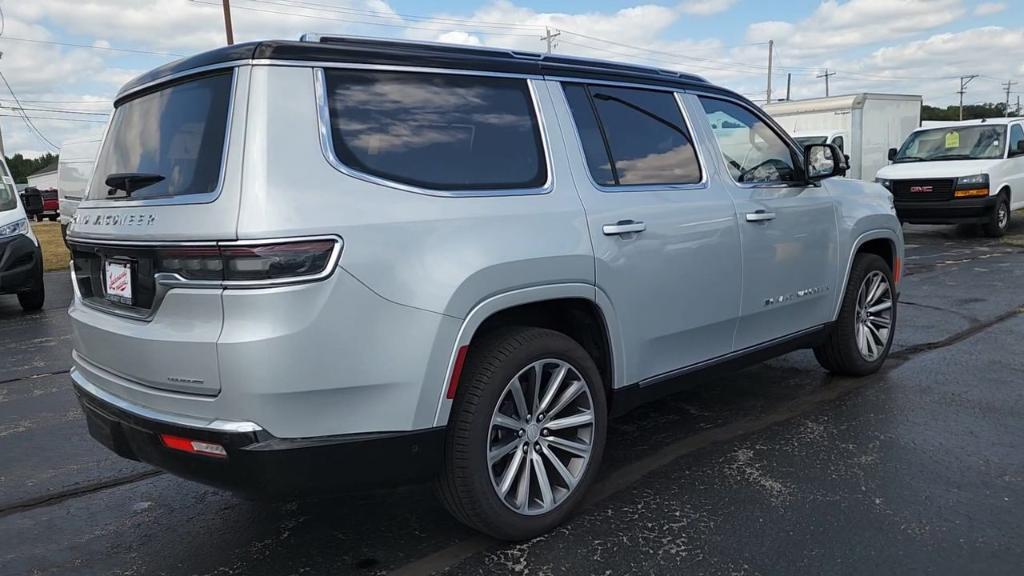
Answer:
890, 179, 955, 202
70, 242, 159, 316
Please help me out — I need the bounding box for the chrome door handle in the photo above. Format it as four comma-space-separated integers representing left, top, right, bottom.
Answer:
745, 210, 776, 222
602, 221, 646, 235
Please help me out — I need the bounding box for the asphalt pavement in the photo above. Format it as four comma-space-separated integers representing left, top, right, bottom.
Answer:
1, 222, 1022, 575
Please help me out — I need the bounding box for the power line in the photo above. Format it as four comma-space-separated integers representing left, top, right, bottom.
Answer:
0, 105, 110, 116
0, 36, 184, 57
0, 113, 107, 123
959, 75, 979, 121
0, 69, 58, 150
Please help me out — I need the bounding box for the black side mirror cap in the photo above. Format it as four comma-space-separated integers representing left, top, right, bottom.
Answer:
888, 148, 898, 162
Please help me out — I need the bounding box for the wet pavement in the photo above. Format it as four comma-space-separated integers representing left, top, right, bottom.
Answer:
1, 222, 1023, 575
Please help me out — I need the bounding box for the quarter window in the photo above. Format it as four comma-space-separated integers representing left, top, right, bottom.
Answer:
563, 83, 702, 186
323, 70, 547, 191
698, 97, 800, 184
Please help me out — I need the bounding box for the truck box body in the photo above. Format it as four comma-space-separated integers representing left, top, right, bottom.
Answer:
764, 93, 922, 180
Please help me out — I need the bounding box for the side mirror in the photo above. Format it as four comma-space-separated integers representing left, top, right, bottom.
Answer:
804, 143, 846, 182
888, 148, 898, 162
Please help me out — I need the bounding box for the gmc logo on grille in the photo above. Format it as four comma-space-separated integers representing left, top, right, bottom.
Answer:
910, 185, 934, 193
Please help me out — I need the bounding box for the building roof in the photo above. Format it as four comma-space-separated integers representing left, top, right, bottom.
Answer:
28, 161, 58, 178
117, 35, 725, 104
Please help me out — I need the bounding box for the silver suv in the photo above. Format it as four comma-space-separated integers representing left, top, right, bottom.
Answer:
68, 35, 903, 541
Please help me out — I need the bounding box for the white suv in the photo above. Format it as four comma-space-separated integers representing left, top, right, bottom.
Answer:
68, 35, 903, 540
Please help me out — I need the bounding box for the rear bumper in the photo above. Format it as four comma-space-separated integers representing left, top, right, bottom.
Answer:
895, 196, 998, 224
0, 234, 42, 294
74, 376, 445, 496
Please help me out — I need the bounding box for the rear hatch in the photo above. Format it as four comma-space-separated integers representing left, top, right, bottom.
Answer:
69, 66, 249, 396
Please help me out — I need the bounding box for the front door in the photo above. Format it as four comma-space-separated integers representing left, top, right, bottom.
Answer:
547, 80, 742, 385
688, 94, 839, 350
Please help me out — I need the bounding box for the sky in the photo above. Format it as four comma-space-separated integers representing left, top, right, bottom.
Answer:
0, 0, 1021, 159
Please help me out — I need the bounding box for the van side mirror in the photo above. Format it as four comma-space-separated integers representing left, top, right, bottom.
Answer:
804, 144, 847, 182
887, 148, 898, 162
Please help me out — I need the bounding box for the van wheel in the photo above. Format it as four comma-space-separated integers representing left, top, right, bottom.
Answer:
437, 327, 606, 541
814, 253, 896, 376
982, 195, 1010, 238
18, 282, 45, 312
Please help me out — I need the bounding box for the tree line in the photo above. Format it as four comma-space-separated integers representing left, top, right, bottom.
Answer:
922, 102, 1017, 121
4, 153, 58, 184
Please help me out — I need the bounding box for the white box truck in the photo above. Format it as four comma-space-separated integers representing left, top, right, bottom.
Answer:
57, 137, 102, 241
764, 93, 922, 180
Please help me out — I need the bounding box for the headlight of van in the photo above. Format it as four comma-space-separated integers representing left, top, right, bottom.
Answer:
954, 174, 989, 198
0, 218, 29, 239
874, 178, 892, 191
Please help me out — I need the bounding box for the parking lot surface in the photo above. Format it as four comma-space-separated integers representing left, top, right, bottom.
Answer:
1, 223, 1023, 575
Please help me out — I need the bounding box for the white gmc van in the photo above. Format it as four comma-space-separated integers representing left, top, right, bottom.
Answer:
876, 117, 1024, 236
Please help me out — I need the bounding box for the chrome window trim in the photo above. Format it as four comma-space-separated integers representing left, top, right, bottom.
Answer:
72, 235, 343, 322
555, 79, 708, 193
313, 67, 553, 198
85, 67, 242, 209
71, 363, 263, 433
688, 90, 810, 190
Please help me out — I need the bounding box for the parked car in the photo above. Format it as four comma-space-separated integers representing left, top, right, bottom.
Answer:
18, 186, 43, 220
876, 117, 1024, 236
67, 35, 903, 541
0, 159, 45, 311
57, 137, 103, 241
765, 93, 922, 181
38, 188, 59, 222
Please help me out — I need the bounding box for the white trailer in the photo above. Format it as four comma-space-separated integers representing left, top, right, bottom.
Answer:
764, 93, 922, 180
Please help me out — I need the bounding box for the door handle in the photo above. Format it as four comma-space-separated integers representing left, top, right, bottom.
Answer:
602, 220, 646, 235
745, 210, 776, 223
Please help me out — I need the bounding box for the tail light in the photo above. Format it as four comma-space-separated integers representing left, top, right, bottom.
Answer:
156, 238, 341, 287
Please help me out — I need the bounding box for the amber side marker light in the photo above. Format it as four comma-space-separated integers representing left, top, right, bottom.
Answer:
160, 434, 228, 458
954, 188, 989, 198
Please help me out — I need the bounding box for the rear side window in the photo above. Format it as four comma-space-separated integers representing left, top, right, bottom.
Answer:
0, 162, 16, 212
1009, 124, 1024, 155
89, 72, 233, 201
563, 83, 701, 187
323, 70, 547, 191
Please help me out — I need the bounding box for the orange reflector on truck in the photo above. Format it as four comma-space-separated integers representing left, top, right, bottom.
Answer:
954, 188, 989, 198
160, 434, 228, 458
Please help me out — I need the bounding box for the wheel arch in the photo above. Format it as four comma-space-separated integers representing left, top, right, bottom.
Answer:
833, 229, 902, 321
432, 284, 624, 427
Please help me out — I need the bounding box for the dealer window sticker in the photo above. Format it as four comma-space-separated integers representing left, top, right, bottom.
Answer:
945, 131, 960, 148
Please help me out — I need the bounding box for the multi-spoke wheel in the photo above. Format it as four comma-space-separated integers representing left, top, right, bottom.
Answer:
438, 327, 607, 541
814, 253, 897, 376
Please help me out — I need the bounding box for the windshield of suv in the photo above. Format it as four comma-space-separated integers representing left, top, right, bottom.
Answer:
794, 136, 828, 147
0, 162, 17, 212
89, 71, 233, 201
895, 125, 1006, 162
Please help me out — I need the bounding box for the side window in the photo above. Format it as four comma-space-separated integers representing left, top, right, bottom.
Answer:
832, 135, 845, 153
1009, 124, 1024, 156
323, 70, 547, 191
698, 96, 800, 184
563, 83, 702, 186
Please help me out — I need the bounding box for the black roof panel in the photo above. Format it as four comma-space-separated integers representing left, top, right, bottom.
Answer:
117, 36, 718, 101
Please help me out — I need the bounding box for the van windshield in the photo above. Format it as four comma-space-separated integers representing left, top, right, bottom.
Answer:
88, 71, 233, 201
895, 125, 1006, 162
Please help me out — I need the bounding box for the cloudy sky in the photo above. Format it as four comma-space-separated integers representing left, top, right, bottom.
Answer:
0, 0, 1021, 158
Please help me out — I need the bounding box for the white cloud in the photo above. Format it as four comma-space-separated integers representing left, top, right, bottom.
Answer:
975, 2, 1007, 16
678, 0, 738, 16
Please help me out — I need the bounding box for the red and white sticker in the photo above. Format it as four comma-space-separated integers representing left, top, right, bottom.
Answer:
104, 261, 133, 303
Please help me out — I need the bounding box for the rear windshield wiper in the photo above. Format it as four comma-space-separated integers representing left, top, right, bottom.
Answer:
105, 172, 165, 197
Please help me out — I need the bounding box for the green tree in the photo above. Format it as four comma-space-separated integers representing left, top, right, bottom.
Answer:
922, 102, 1010, 121
4, 152, 58, 184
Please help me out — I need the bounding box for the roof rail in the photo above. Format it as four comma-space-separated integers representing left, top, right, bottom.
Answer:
299, 33, 707, 84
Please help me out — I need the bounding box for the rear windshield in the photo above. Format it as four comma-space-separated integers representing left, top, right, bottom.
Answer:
323, 69, 547, 191
89, 72, 233, 201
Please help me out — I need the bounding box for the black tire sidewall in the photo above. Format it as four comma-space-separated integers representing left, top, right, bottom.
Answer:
447, 328, 607, 540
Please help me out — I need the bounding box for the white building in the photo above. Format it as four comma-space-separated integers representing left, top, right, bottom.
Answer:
26, 162, 58, 189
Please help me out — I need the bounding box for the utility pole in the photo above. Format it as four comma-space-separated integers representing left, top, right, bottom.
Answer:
958, 75, 978, 121
786, 73, 792, 101
766, 40, 774, 103
222, 0, 235, 46
540, 27, 560, 54
1017, 95, 1021, 117
1002, 80, 1017, 117
816, 68, 836, 97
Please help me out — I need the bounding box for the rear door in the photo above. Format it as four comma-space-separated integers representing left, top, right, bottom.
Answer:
688, 94, 838, 350
68, 66, 250, 396
549, 80, 742, 385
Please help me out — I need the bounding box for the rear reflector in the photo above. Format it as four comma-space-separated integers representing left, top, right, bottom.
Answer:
446, 346, 470, 400
160, 434, 228, 458
894, 256, 901, 284
156, 239, 339, 283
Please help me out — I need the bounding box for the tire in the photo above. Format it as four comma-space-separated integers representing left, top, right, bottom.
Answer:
982, 194, 1010, 238
17, 281, 45, 312
814, 253, 896, 376
437, 327, 607, 541
34, 214, 43, 222
48, 214, 58, 222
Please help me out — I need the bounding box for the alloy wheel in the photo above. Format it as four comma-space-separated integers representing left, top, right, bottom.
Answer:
854, 270, 893, 362
487, 359, 595, 516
